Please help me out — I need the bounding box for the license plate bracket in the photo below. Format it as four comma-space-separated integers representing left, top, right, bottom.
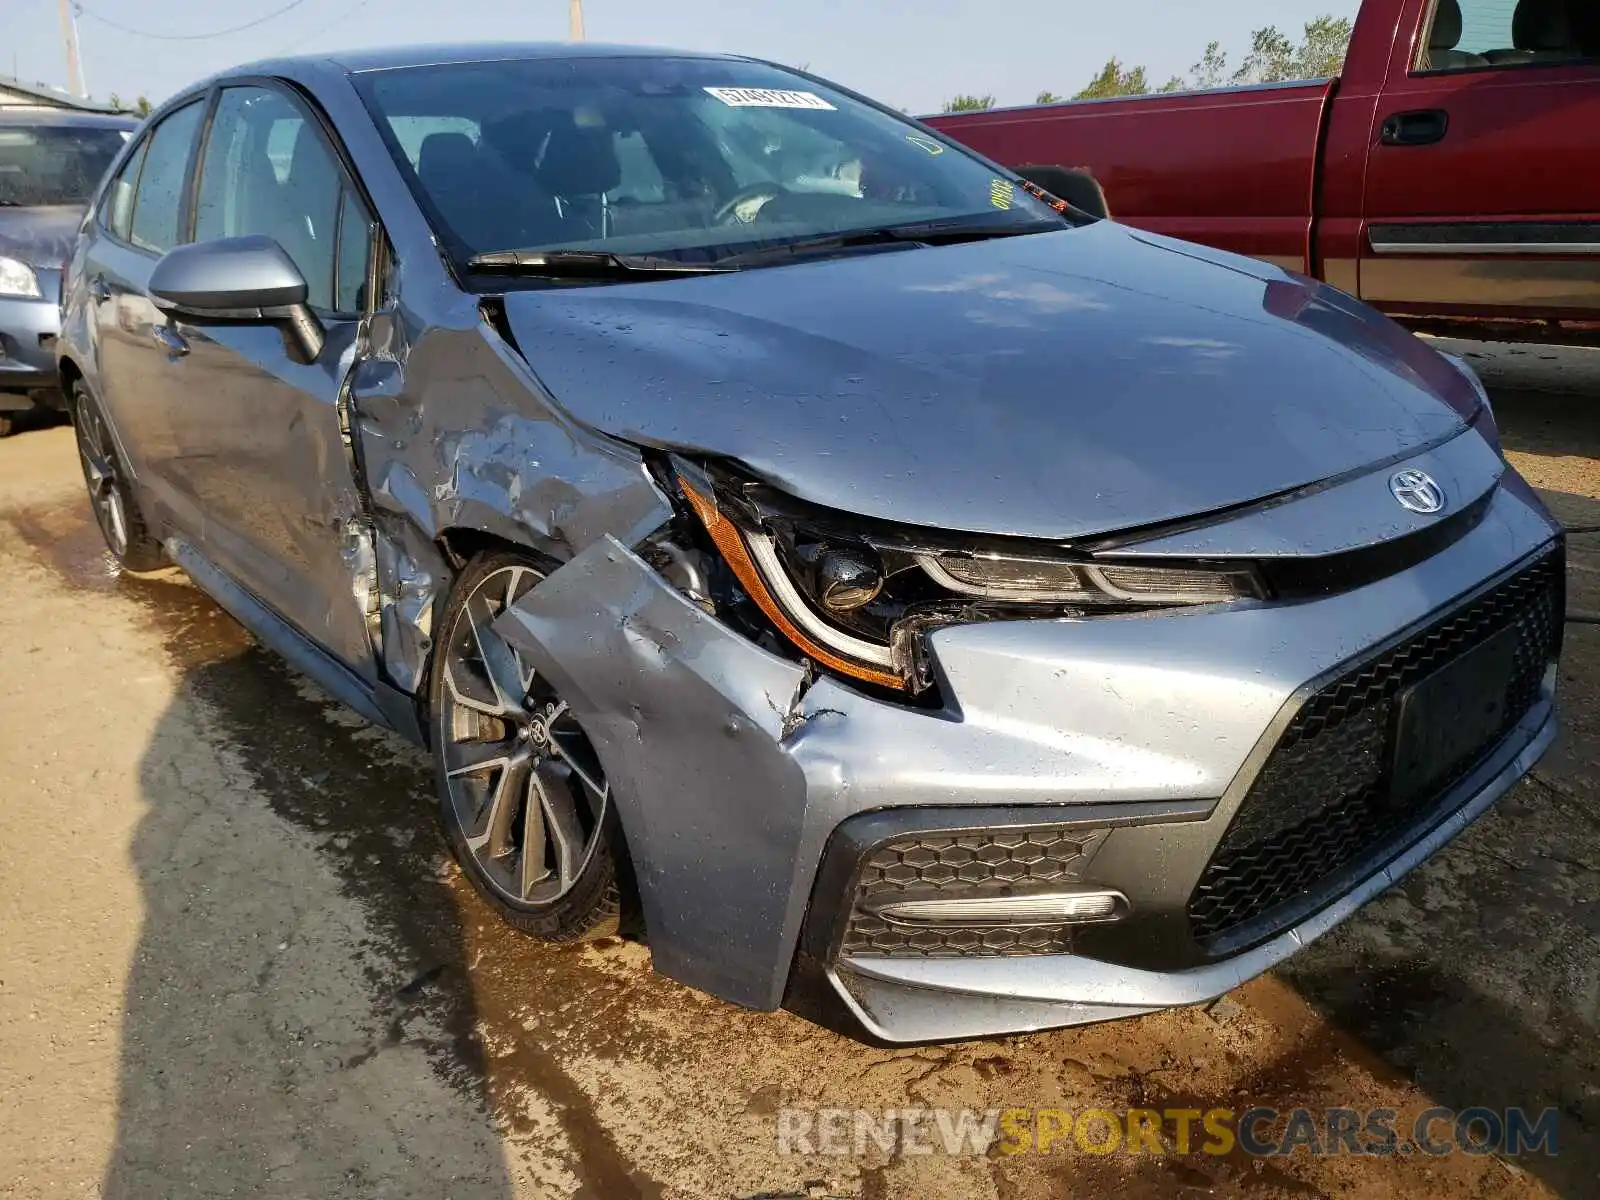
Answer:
1391, 626, 1520, 808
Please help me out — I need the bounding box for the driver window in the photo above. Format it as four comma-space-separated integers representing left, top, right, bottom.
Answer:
193, 86, 345, 310
127, 101, 204, 253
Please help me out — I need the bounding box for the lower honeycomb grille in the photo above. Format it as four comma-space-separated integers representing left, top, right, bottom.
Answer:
1187, 550, 1562, 949
840, 827, 1107, 957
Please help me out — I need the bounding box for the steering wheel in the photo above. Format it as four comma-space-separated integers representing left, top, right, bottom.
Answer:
713, 183, 786, 226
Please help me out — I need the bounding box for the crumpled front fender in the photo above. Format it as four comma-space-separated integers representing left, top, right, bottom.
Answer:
493, 535, 818, 1007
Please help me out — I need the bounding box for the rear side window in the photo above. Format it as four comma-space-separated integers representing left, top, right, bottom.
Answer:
102, 137, 148, 241
194, 85, 347, 310
1418, 0, 1600, 71
128, 101, 203, 253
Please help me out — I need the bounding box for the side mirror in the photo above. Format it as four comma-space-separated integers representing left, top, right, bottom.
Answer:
1014, 164, 1111, 221
149, 235, 325, 361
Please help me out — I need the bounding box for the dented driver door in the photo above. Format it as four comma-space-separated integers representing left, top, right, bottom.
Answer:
168, 315, 379, 682
164, 83, 381, 682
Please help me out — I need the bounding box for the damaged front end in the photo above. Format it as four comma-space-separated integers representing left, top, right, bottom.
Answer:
483, 424, 1558, 1040
476, 451, 1282, 1010
647, 456, 1267, 698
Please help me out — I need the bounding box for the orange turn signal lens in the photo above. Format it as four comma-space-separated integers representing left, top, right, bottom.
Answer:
678, 477, 906, 690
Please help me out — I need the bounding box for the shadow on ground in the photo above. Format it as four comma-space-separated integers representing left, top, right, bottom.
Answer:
90, 565, 523, 1197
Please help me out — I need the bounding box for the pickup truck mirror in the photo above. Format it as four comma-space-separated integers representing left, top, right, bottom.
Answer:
149, 235, 325, 362
1015, 165, 1111, 221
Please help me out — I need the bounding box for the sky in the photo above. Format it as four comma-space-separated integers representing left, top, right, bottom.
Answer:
9, 0, 1359, 115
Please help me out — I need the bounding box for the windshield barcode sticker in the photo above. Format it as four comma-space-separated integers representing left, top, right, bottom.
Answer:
704, 87, 837, 111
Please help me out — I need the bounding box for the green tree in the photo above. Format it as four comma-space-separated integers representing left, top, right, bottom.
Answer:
1190, 40, 1230, 89
134, 95, 152, 116
1232, 16, 1354, 84
942, 93, 995, 113
1032, 13, 1352, 110
1297, 15, 1356, 79
1073, 57, 1150, 100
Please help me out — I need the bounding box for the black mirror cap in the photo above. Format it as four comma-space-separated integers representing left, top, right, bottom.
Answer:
1014, 165, 1111, 221
148, 235, 309, 314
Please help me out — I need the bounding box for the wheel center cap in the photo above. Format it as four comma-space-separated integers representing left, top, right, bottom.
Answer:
525, 718, 548, 746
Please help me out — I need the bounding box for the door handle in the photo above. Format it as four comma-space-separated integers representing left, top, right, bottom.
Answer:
1380, 109, 1449, 146
151, 325, 189, 358
88, 275, 111, 305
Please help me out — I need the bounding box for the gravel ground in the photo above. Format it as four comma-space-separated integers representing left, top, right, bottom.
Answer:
1, 340, 1596, 1199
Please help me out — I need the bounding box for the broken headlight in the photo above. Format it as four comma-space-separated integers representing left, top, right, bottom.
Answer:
673, 461, 1264, 694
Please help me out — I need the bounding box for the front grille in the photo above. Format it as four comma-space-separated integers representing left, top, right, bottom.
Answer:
1188, 551, 1562, 948
841, 827, 1106, 957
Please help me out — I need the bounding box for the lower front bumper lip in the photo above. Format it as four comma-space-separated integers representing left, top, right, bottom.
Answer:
828, 698, 1557, 1044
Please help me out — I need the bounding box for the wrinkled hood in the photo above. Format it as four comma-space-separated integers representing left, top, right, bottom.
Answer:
501, 221, 1478, 540
0, 205, 83, 268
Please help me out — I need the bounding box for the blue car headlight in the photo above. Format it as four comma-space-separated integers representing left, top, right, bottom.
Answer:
0, 255, 41, 300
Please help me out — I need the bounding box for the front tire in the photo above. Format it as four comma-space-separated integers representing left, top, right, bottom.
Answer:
71, 381, 165, 571
429, 551, 622, 941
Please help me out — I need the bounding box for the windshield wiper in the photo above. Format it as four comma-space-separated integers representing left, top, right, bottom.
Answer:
467, 216, 1068, 278
713, 217, 1066, 267
466, 249, 737, 277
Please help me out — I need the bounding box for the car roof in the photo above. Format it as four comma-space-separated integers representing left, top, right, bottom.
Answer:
246, 41, 746, 77
0, 109, 139, 130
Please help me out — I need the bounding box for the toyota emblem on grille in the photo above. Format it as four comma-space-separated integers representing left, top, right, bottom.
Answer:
1390, 469, 1445, 514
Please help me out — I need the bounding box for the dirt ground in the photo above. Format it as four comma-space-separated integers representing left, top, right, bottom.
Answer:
1, 340, 1597, 1199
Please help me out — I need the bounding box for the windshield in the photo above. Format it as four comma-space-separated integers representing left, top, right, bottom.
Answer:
0, 123, 128, 207
354, 56, 1068, 271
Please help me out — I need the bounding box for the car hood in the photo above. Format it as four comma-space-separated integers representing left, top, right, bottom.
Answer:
499, 221, 1478, 540
0, 205, 83, 269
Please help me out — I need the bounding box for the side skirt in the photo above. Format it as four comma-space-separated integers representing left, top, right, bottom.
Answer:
164, 535, 425, 746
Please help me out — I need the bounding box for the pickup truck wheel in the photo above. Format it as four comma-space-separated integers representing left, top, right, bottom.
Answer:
429, 552, 622, 942
71, 382, 166, 571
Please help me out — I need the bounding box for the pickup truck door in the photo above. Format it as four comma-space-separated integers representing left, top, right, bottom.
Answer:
160, 83, 381, 682
1360, 0, 1600, 322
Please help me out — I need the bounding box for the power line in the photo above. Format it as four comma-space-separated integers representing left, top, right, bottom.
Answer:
271, 0, 376, 55
74, 0, 313, 42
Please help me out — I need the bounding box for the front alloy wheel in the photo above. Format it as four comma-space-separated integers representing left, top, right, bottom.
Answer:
430, 553, 621, 940
72, 382, 164, 571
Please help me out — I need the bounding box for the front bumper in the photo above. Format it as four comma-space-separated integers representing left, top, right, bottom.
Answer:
494, 465, 1562, 1041
0, 290, 63, 400
814, 683, 1555, 1043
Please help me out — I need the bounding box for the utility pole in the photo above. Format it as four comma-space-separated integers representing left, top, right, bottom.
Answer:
569, 0, 585, 41
56, 0, 84, 96
71, 4, 88, 96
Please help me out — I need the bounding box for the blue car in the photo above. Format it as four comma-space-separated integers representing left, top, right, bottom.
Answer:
57, 44, 1562, 1043
0, 108, 135, 435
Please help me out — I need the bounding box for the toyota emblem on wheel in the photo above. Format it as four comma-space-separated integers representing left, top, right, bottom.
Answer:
1390, 469, 1445, 514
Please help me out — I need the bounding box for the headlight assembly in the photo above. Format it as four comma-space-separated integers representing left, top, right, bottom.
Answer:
0, 255, 41, 299
673, 460, 1265, 694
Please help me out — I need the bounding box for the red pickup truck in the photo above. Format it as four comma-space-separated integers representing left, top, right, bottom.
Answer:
927, 0, 1600, 344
